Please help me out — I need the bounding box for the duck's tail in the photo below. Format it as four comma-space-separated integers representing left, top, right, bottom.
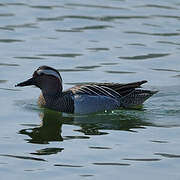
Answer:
120, 89, 158, 109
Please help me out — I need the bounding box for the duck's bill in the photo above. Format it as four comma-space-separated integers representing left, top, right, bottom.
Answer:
15, 77, 35, 87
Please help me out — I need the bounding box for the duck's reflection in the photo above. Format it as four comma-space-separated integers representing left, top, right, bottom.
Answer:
71, 110, 153, 135
19, 108, 153, 144
19, 109, 66, 144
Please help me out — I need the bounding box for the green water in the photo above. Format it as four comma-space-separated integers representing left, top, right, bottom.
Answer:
1, 0, 180, 179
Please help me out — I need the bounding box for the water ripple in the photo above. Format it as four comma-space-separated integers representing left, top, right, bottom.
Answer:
30, 5, 59, 9
173, 74, 180, 78
54, 164, 83, 168
73, 25, 112, 31
89, 146, 111, 150
37, 15, 150, 22
93, 162, 130, 166
0, 63, 19, 66
125, 31, 180, 36
37, 15, 96, 21
0, 80, 7, 84
56, 25, 112, 33
0, 88, 20, 91
100, 63, 118, 66
80, 175, 94, 177
14, 56, 46, 60
63, 136, 90, 140
56, 29, 81, 32
75, 65, 101, 70
151, 140, 168, 144
128, 43, 146, 46
152, 68, 180, 72
143, 23, 161, 27
38, 53, 82, 58
87, 47, 109, 51
155, 153, 180, 158
0, 27, 14, 31
0, 154, 47, 162
136, 4, 178, 10
58, 68, 90, 72
104, 70, 136, 74
31, 148, 64, 155
154, 15, 180, 20
157, 41, 180, 46
119, 53, 170, 60
100, 15, 150, 21
4, 23, 38, 30
0, 13, 14, 17
6, 3, 26, 6
123, 158, 161, 162
66, 3, 127, 10
0, 39, 24, 43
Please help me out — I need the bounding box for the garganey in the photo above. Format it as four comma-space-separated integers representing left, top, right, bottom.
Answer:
16, 66, 157, 114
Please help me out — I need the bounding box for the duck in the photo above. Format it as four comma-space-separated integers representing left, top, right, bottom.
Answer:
16, 65, 157, 114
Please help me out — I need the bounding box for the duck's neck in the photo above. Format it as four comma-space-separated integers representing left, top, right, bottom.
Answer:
40, 89, 63, 106
38, 81, 63, 108
41, 89, 62, 96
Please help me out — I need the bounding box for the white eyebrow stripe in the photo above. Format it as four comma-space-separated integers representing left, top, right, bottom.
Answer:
37, 69, 62, 81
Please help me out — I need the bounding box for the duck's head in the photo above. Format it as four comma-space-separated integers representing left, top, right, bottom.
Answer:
16, 66, 63, 94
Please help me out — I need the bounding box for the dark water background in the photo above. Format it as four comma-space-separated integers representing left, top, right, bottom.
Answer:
0, 0, 180, 179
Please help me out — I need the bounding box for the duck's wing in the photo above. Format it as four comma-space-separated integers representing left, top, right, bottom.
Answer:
70, 80, 147, 98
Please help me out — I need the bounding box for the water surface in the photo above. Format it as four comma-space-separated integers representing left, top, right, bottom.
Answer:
0, 0, 180, 179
